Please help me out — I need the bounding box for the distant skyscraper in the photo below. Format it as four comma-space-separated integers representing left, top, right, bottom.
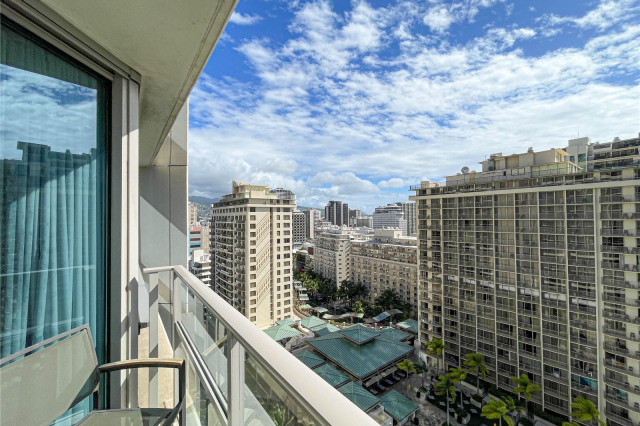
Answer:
401, 202, 417, 236
372, 203, 407, 234
325, 200, 349, 226
188, 201, 199, 225
304, 208, 319, 239
293, 210, 306, 243
211, 181, 295, 328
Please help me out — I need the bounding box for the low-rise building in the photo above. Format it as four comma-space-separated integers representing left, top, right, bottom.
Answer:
189, 249, 211, 286
314, 231, 352, 284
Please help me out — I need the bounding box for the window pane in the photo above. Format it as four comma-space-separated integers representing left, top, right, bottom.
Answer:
0, 17, 108, 422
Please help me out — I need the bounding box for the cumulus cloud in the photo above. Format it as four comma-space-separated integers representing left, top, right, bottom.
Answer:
423, 7, 455, 33
189, 0, 640, 211
378, 178, 410, 188
539, 0, 638, 32
229, 12, 262, 26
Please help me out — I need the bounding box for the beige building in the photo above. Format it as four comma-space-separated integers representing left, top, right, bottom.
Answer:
210, 181, 295, 328
188, 201, 199, 225
351, 229, 418, 314
412, 135, 640, 424
314, 231, 352, 284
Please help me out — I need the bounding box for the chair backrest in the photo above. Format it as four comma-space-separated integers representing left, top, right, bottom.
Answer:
0, 325, 99, 426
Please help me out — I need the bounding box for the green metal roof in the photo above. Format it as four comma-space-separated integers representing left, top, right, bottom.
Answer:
276, 318, 297, 326
395, 319, 418, 334
309, 327, 413, 379
378, 327, 411, 342
337, 382, 380, 412
299, 304, 312, 310
295, 349, 326, 369
339, 324, 380, 345
313, 364, 350, 388
263, 324, 301, 342
311, 323, 340, 336
380, 390, 419, 421
300, 315, 326, 329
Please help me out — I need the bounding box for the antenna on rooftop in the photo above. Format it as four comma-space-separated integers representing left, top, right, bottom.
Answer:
461, 166, 470, 174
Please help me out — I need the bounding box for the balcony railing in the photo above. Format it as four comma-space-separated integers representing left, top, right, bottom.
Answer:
142, 265, 375, 426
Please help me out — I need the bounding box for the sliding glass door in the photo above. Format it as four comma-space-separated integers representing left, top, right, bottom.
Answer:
0, 14, 108, 379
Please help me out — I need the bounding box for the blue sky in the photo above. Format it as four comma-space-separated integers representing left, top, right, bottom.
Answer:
188, 0, 640, 212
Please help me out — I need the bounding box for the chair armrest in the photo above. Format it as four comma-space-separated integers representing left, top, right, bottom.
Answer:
97, 358, 186, 424
98, 358, 184, 374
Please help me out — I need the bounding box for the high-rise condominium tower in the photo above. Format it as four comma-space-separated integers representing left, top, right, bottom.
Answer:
210, 181, 295, 328
293, 210, 306, 243
402, 202, 417, 236
412, 135, 640, 424
325, 200, 350, 226
304, 208, 318, 239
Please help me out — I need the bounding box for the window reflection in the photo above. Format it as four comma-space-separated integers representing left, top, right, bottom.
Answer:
0, 19, 108, 423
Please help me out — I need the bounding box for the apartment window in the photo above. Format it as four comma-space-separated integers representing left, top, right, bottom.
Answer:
0, 18, 109, 419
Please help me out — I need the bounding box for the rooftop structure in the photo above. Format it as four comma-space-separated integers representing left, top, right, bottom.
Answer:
313, 363, 351, 388
308, 324, 413, 381
338, 382, 381, 412
379, 390, 419, 424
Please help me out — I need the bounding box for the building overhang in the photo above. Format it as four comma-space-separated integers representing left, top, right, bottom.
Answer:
20, 0, 237, 166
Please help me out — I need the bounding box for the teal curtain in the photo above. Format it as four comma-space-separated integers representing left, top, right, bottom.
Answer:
0, 143, 100, 357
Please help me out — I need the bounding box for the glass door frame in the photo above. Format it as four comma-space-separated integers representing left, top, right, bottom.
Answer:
1, 0, 143, 410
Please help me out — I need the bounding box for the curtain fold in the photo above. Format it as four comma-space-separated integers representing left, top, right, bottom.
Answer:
1, 143, 98, 357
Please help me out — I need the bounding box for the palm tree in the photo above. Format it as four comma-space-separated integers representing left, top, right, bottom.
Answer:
448, 366, 467, 408
268, 405, 294, 426
464, 352, 489, 396
502, 396, 526, 426
434, 374, 457, 426
570, 396, 605, 426
482, 399, 514, 426
354, 300, 365, 314
511, 374, 541, 415
426, 337, 446, 372
415, 361, 427, 388
397, 359, 416, 379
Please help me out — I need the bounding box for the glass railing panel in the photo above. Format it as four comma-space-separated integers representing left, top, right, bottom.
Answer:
175, 341, 226, 426
245, 351, 317, 425
180, 281, 229, 402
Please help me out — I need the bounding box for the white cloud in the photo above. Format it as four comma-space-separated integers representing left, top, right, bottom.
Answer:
378, 178, 410, 188
423, 7, 455, 33
540, 0, 638, 32
229, 12, 262, 26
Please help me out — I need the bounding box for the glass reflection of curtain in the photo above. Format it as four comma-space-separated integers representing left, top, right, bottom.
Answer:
0, 17, 107, 424
0, 143, 98, 357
